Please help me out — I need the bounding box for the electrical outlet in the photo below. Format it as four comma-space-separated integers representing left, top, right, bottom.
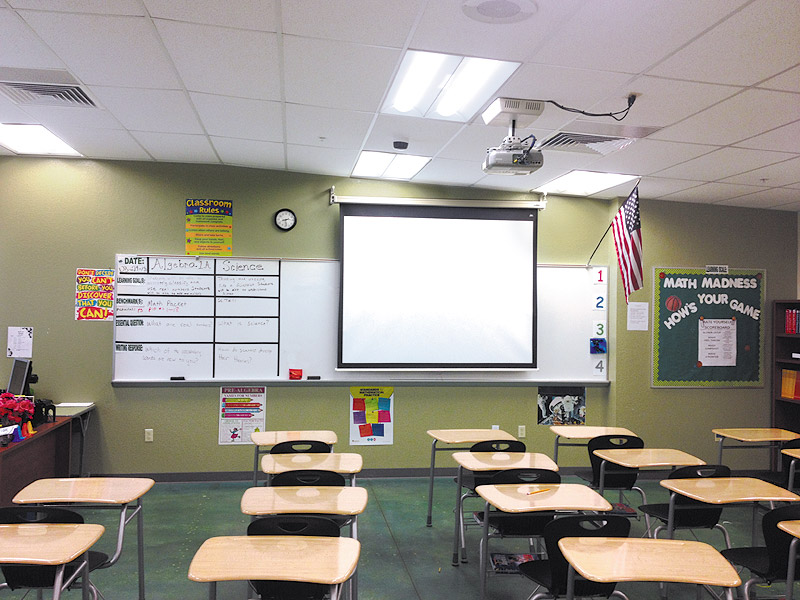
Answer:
491, 424, 499, 430
144, 428, 153, 442
518, 425, 526, 438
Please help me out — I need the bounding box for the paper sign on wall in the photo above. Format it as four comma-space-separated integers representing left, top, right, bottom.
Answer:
219, 386, 265, 445
349, 386, 393, 445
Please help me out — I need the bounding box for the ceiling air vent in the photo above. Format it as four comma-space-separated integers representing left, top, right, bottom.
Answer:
538, 132, 635, 155
0, 81, 96, 108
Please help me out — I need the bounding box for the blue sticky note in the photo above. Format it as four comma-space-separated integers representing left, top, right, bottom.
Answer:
378, 397, 391, 411
371, 423, 384, 436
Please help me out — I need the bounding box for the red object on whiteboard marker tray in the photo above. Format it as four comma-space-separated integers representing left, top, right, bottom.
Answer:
289, 369, 303, 380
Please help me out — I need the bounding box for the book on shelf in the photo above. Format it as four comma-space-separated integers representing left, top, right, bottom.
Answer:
781, 369, 800, 400
787, 309, 799, 334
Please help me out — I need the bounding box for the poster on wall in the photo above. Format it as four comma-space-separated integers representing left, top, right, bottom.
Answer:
349, 386, 393, 445
218, 386, 266, 445
652, 267, 765, 388
75, 268, 115, 321
537, 386, 586, 425
7, 327, 33, 358
185, 199, 233, 256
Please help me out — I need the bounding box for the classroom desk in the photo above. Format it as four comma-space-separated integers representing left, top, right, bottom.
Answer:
713, 427, 800, 467
188, 535, 360, 600
784, 447, 800, 490
474, 483, 611, 600
13, 476, 155, 600
778, 520, 800, 600
250, 430, 337, 486
0, 523, 105, 600
425, 428, 516, 527
55, 402, 96, 477
450, 451, 558, 565
549, 425, 635, 463
559, 537, 741, 600
261, 452, 363, 486
661, 476, 800, 545
592, 448, 705, 495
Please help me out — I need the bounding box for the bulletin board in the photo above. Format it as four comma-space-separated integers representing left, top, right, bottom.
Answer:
112, 254, 610, 386
652, 267, 765, 388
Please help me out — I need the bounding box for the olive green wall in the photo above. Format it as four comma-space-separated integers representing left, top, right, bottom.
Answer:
0, 156, 795, 476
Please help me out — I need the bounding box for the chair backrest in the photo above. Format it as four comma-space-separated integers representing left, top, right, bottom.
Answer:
269, 440, 332, 454
470, 439, 526, 453
270, 469, 346, 487
543, 515, 631, 597
488, 468, 561, 485
761, 504, 800, 577
666, 464, 730, 527
587, 435, 644, 489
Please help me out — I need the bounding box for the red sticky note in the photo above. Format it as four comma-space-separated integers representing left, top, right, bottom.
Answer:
358, 423, 373, 437
352, 398, 366, 411
289, 369, 303, 380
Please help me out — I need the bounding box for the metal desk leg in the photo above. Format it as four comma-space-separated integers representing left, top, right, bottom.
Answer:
790, 459, 798, 490
553, 435, 561, 463
76, 412, 91, 477
427, 439, 437, 526
136, 497, 146, 600
452, 465, 463, 566
565, 563, 576, 600
787, 537, 798, 600
207, 581, 216, 600
253, 446, 261, 487
717, 437, 724, 465
479, 499, 491, 600
666, 492, 677, 539
598, 460, 607, 495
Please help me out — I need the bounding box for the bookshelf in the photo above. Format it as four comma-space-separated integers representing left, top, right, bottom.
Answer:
773, 300, 800, 433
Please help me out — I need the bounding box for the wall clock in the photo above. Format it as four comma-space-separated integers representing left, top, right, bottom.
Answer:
274, 208, 297, 231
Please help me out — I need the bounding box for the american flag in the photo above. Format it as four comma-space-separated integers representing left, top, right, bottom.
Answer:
611, 184, 643, 303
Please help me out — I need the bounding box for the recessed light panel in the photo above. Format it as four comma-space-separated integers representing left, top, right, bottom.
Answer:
0, 123, 81, 156
535, 170, 637, 196
352, 151, 431, 180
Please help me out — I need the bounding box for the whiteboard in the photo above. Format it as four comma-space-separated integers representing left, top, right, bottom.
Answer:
112, 255, 609, 385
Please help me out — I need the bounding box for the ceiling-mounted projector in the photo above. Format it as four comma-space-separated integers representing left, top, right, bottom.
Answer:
482, 135, 543, 175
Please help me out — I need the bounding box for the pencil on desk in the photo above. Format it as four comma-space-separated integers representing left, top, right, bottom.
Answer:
526, 488, 550, 495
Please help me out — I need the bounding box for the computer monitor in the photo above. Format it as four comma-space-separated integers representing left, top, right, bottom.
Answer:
6, 358, 32, 396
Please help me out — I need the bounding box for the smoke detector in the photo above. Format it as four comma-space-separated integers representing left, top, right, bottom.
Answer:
462, 0, 537, 24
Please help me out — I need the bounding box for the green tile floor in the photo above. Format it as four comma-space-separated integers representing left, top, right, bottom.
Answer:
0, 475, 790, 599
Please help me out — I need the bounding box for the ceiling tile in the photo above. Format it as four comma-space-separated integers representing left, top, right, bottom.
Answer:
131, 131, 219, 163
438, 122, 518, 161
286, 144, 358, 176
143, 0, 278, 31
611, 177, 703, 200
735, 119, 800, 154
584, 139, 718, 176
191, 93, 283, 141
655, 147, 797, 181
89, 87, 203, 133
413, 157, 485, 187
651, 89, 800, 146
52, 127, 151, 160
282, 0, 424, 47
718, 187, 800, 209
283, 37, 399, 111
721, 156, 800, 188
648, 0, 800, 86
18, 11, 180, 87
154, 19, 280, 100
759, 65, 800, 93
285, 104, 372, 148
211, 136, 285, 170
364, 115, 463, 156
660, 181, 766, 204
0, 8, 65, 69
20, 103, 124, 130
8, 0, 145, 15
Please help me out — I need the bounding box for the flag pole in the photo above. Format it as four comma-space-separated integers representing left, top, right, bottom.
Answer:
586, 179, 641, 266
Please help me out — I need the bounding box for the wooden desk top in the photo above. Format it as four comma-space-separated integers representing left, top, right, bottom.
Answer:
549, 426, 635, 440
188, 535, 360, 584
783, 448, 800, 461
251, 430, 337, 447
241, 486, 368, 516
712, 428, 800, 442
661, 477, 800, 504
779, 520, 800, 539
427, 429, 516, 444
14, 477, 155, 505
558, 537, 741, 587
261, 453, 363, 475
475, 483, 611, 514
0, 523, 105, 565
452, 451, 558, 472
593, 448, 705, 469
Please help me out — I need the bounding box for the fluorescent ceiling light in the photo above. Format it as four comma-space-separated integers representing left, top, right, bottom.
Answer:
352, 151, 431, 180
535, 170, 638, 196
0, 123, 81, 156
382, 50, 519, 122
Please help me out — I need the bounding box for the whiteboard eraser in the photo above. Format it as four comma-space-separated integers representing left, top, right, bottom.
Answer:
307, 375, 321, 380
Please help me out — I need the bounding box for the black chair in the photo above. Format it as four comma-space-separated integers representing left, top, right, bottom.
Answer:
638, 464, 732, 547
456, 439, 527, 561
474, 469, 561, 571
0, 506, 108, 600
721, 503, 800, 600
518, 514, 631, 600
580, 435, 647, 509
271, 469, 346, 487
269, 440, 333, 454
246, 515, 341, 600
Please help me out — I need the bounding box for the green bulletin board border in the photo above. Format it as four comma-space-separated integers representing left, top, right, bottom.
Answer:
652, 267, 765, 388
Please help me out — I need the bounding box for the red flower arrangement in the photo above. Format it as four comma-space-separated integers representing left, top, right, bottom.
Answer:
0, 392, 34, 424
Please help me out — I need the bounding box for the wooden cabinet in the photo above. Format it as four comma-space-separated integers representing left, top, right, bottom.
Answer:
772, 300, 800, 433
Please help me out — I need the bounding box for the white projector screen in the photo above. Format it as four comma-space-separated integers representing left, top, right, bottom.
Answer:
338, 203, 537, 369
